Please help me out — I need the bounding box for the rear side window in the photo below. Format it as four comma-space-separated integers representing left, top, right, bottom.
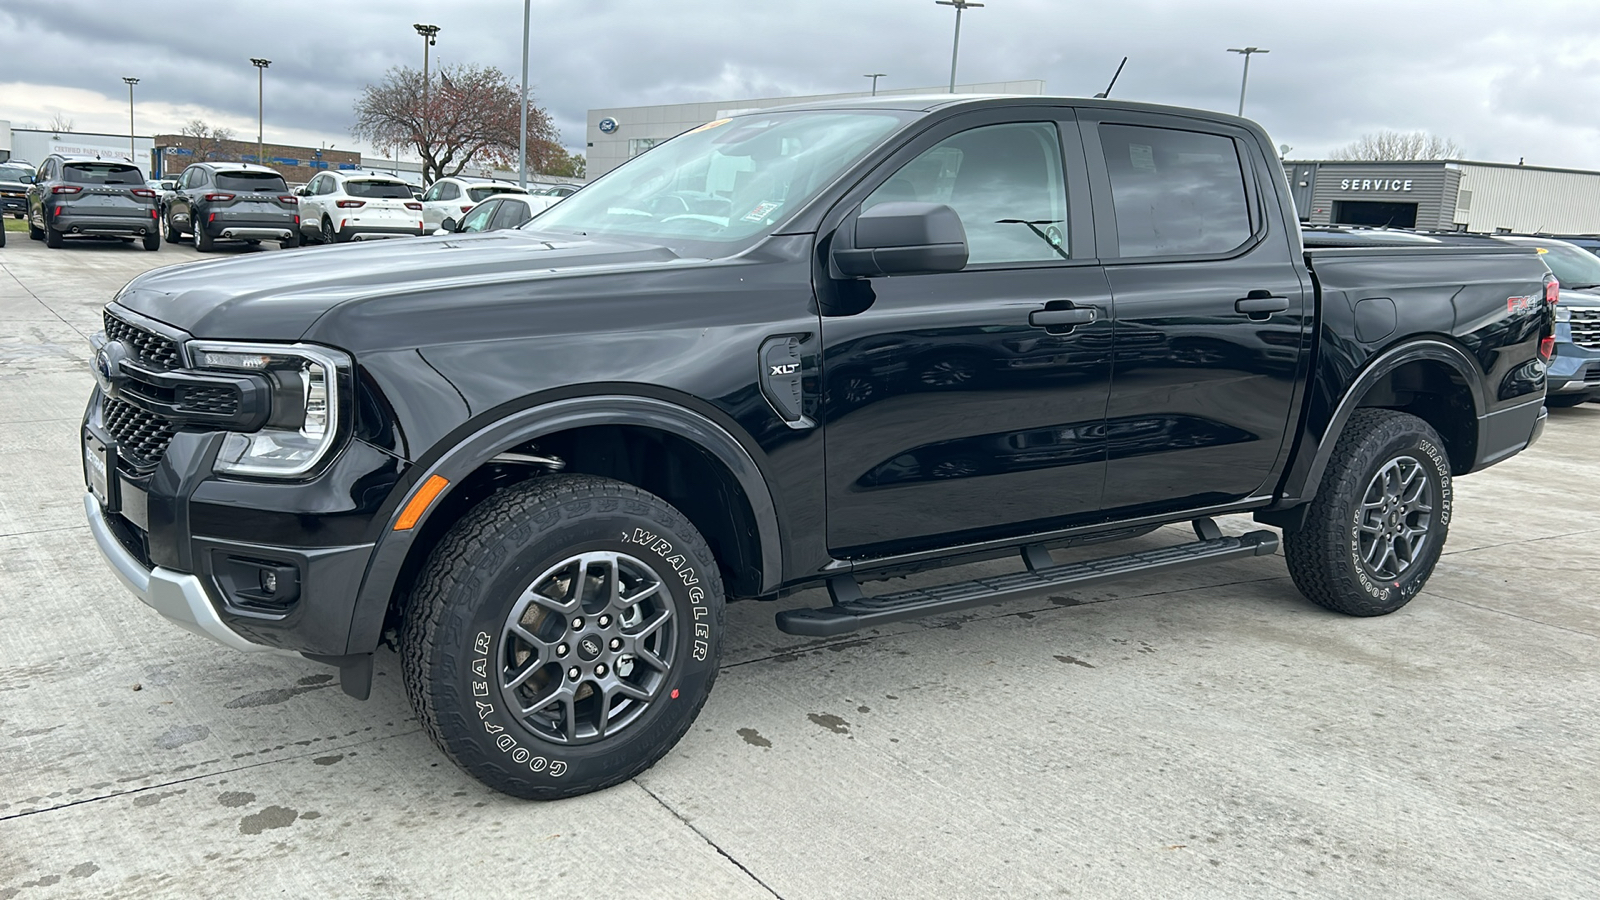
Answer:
468, 185, 524, 203
1100, 124, 1251, 258
216, 171, 288, 192
438, 183, 461, 201
64, 163, 144, 185
492, 198, 533, 230
346, 180, 413, 199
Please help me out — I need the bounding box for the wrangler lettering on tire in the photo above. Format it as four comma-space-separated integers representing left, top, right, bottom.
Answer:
400, 475, 724, 800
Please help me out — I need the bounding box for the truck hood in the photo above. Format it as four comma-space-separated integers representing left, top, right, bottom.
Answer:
113, 230, 689, 341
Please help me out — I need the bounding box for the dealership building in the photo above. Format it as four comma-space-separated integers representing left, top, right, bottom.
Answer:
584, 80, 1046, 179
1284, 158, 1600, 234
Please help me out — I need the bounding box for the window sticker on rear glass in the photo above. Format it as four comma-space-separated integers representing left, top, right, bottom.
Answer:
1129, 143, 1156, 171
742, 201, 783, 222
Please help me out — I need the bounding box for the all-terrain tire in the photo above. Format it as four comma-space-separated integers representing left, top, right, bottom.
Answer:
1284, 409, 1452, 616
400, 474, 725, 800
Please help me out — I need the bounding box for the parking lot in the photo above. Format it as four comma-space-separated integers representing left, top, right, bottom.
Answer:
2, 234, 1598, 898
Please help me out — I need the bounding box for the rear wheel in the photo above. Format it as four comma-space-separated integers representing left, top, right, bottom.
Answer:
280, 231, 300, 250
401, 474, 724, 800
45, 224, 63, 248
28, 219, 43, 240
142, 231, 161, 251
194, 222, 214, 252
321, 216, 343, 244
1284, 409, 1451, 617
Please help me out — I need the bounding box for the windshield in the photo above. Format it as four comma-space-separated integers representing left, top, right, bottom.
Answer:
0, 165, 31, 182
346, 180, 413, 199
64, 162, 143, 185
531, 110, 912, 243
1525, 240, 1600, 289
468, 185, 524, 202
216, 171, 288, 192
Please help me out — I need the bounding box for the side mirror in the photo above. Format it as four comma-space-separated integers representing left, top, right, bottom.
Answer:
832, 202, 968, 277
436, 221, 456, 234
20, 174, 34, 184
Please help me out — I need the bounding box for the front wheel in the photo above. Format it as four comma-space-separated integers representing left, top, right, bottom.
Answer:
401, 475, 724, 800
1284, 409, 1452, 616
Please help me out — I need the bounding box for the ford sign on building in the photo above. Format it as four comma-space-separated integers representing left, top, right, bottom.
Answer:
1286, 158, 1600, 234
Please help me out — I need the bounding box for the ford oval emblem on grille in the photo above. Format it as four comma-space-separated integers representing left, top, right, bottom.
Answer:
94, 341, 127, 395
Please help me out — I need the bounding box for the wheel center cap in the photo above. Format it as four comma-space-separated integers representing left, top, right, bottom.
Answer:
576, 635, 603, 661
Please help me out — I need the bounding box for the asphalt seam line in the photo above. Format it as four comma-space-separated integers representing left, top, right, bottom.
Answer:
634, 780, 786, 900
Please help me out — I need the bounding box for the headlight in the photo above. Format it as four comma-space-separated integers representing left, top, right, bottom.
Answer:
186, 341, 348, 477
1555, 305, 1571, 322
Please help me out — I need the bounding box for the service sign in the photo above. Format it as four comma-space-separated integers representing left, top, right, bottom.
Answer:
1339, 177, 1414, 192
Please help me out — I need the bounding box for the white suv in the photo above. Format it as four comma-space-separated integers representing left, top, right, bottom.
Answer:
295, 170, 425, 243
419, 177, 527, 232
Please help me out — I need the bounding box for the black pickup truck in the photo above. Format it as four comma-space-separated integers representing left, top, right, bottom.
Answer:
83, 96, 1554, 799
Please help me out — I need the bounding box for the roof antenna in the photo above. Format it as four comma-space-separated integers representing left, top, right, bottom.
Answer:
1094, 57, 1128, 98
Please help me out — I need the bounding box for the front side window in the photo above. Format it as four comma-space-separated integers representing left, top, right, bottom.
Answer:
458, 201, 499, 232
1100, 123, 1252, 258
533, 109, 912, 244
865, 121, 1069, 265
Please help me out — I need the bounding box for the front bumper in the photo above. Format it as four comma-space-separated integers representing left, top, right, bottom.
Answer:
85, 492, 277, 653
0, 194, 25, 214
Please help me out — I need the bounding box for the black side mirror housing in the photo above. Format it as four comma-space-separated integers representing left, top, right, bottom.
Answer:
832, 202, 968, 277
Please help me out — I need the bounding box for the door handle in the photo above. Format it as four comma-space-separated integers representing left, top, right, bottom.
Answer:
1235, 292, 1290, 318
1029, 304, 1097, 333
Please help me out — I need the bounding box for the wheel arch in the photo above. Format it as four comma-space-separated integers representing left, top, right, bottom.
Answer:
343, 395, 782, 655
1284, 338, 1484, 513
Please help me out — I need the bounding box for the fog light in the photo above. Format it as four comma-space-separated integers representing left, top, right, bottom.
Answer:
260, 568, 278, 594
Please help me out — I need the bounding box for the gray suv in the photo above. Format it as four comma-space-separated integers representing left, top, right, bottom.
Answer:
165, 162, 299, 252
26, 154, 160, 251
0, 161, 34, 219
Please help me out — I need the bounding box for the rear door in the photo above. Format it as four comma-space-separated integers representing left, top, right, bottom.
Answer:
1081, 111, 1308, 513
819, 107, 1114, 556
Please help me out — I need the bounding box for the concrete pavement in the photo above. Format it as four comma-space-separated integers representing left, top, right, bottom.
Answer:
2, 234, 1597, 898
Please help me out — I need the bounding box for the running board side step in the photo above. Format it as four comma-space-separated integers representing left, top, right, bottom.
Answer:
775, 524, 1279, 637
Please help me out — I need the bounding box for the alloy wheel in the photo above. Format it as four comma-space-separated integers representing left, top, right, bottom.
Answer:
1355, 456, 1433, 580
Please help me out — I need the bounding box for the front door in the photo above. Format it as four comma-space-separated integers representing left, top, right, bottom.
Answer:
1083, 114, 1308, 514
820, 110, 1113, 557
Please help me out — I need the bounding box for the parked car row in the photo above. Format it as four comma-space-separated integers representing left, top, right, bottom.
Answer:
10, 149, 584, 253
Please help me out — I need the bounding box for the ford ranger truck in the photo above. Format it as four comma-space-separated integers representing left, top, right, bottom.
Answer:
83, 96, 1554, 799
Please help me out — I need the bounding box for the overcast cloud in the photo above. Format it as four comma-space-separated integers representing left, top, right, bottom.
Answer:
3, 0, 1600, 169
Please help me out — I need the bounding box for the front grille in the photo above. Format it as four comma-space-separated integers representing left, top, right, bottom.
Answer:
104, 310, 182, 370
1572, 309, 1600, 351
176, 384, 239, 415
102, 396, 177, 469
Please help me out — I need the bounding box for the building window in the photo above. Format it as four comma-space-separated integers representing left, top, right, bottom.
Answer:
628, 138, 662, 158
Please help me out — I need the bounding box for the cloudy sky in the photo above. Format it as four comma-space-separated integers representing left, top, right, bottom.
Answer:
3, 0, 1599, 169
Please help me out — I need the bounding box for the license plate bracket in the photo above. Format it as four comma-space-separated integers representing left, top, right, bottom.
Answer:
84, 431, 120, 514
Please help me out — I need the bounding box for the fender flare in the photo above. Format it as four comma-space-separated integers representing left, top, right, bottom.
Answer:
1292, 338, 1484, 504
342, 395, 783, 655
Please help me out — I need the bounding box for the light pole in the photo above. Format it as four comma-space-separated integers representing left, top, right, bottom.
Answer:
413, 23, 440, 182
519, 0, 530, 188
1227, 47, 1269, 117
121, 77, 138, 163
864, 73, 886, 96
250, 58, 270, 165
935, 0, 983, 93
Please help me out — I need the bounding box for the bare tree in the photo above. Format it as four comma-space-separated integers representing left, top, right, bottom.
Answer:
1330, 130, 1463, 161
47, 113, 75, 133
352, 63, 561, 184
179, 120, 236, 161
